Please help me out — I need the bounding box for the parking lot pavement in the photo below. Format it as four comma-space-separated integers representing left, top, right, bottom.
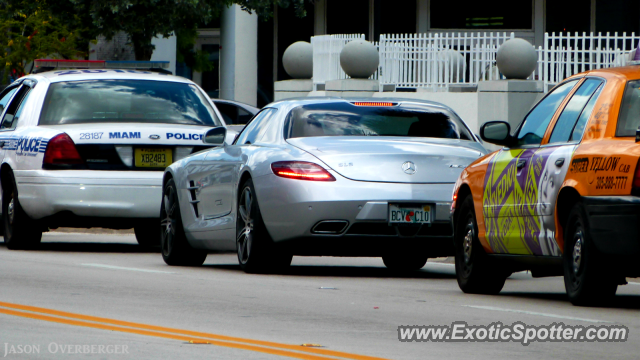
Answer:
1, 232, 640, 359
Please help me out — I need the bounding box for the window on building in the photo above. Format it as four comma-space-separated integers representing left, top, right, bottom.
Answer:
547, 0, 590, 34
374, 0, 417, 39
430, 0, 532, 30
327, 0, 370, 38
596, 0, 640, 35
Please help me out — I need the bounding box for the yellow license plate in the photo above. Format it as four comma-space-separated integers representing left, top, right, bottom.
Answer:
135, 148, 172, 168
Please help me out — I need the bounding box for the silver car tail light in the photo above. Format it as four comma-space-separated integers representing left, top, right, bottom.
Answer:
271, 161, 336, 181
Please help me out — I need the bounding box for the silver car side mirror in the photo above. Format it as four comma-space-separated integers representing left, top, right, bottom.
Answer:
203, 127, 227, 146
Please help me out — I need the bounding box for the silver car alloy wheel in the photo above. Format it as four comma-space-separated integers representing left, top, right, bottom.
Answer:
237, 187, 254, 264
161, 187, 177, 256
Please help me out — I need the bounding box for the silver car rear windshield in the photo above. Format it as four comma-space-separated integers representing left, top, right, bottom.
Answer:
284, 102, 473, 140
39, 80, 221, 126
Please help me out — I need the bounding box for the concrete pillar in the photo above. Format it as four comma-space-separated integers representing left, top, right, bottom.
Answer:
478, 80, 544, 130
314, 0, 326, 35
417, 0, 428, 33
220, 4, 258, 106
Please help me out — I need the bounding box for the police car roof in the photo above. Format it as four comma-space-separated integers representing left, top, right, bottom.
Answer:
25, 69, 193, 84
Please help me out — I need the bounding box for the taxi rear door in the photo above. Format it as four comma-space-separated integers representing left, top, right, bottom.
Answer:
482, 79, 580, 254
535, 78, 605, 255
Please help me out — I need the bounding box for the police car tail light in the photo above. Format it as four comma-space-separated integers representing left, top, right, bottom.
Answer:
43, 134, 84, 166
271, 161, 336, 181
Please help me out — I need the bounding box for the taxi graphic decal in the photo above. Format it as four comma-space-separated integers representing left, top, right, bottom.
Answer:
482, 146, 574, 256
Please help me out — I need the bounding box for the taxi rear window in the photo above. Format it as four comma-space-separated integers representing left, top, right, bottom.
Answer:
39, 80, 221, 126
616, 80, 640, 137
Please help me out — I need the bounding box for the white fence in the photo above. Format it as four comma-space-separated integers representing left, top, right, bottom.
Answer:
311, 34, 379, 89
540, 32, 639, 88
311, 34, 364, 90
378, 32, 515, 91
310, 32, 640, 92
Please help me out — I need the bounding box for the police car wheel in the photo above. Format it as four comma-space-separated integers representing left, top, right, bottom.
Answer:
160, 178, 207, 266
134, 220, 161, 247
3, 174, 42, 250
236, 179, 292, 274
563, 202, 618, 306
454, 195, 507, 295
382, 253, 428, 272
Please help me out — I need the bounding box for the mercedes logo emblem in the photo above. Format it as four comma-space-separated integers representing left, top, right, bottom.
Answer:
149, 134, 161, 140
402, 161, 417, 175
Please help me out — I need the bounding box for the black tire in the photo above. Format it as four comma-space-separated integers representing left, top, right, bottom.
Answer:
236, 178, 292, 273
3, 172, 42, 250
134, 220, 161, 247
454, 195, 507, 294
382, 253, 428, 272
160, 178, 207, 266
563, 202, 617, 306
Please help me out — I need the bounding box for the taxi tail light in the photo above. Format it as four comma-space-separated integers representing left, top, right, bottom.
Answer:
43, 134, 84, 166
271, 161, 336, 181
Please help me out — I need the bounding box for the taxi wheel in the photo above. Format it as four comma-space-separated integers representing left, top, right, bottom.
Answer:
134, 220, 161, 247
454, 195, 507, 295
563, 202, 618, 306
236, 179, 292, 274
3, 174, 42, 250
160, 178, 207, 266
382, 253, 428, 272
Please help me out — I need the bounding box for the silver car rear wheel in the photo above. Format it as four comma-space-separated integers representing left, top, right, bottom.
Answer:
236, 178, 292, 273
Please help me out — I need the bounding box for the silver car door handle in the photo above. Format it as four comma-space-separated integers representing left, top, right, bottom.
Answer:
516, 159, 526, 169
555, 158, 565, 167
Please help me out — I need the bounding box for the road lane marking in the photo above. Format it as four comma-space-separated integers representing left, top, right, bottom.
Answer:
0, 301, 386, 360
80, 263, 176, 274
462, 305, 611, 323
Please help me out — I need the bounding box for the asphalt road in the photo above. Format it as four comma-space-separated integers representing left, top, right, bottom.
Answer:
1, 232, 640, 360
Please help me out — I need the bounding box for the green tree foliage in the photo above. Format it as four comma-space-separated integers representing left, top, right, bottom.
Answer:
0, 0, 85, 83
70, 0, 308, 61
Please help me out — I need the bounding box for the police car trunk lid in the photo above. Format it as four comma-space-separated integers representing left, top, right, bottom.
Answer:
40, 123, 214, 170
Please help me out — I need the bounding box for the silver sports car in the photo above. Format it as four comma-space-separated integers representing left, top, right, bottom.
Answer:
160, 98, 487, 273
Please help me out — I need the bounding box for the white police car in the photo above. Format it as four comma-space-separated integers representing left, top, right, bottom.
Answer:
0, 60, 232, 249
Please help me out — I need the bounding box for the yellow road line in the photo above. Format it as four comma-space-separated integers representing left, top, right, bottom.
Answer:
0, 301, 388, 360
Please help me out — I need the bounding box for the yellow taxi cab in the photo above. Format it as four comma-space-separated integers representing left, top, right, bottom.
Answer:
451, 64, 640, 305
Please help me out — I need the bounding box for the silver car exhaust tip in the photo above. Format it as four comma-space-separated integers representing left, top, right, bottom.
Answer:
311, 220, 349, 234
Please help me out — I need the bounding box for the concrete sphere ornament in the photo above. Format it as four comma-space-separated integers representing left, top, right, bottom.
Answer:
496, 38, 537, 80
340, 40, 379, 78
282, 41, 313, 79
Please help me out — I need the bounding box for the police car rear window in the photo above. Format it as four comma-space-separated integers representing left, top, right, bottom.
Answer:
39, 80, 221, 126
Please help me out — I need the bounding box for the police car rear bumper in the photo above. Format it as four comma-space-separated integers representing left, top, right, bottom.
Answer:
14, 170, 162, 220
582, 196, 640, 256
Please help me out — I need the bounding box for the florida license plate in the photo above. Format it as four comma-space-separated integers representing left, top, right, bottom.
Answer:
388, 204, 432, 224
135, 148, 172, 168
